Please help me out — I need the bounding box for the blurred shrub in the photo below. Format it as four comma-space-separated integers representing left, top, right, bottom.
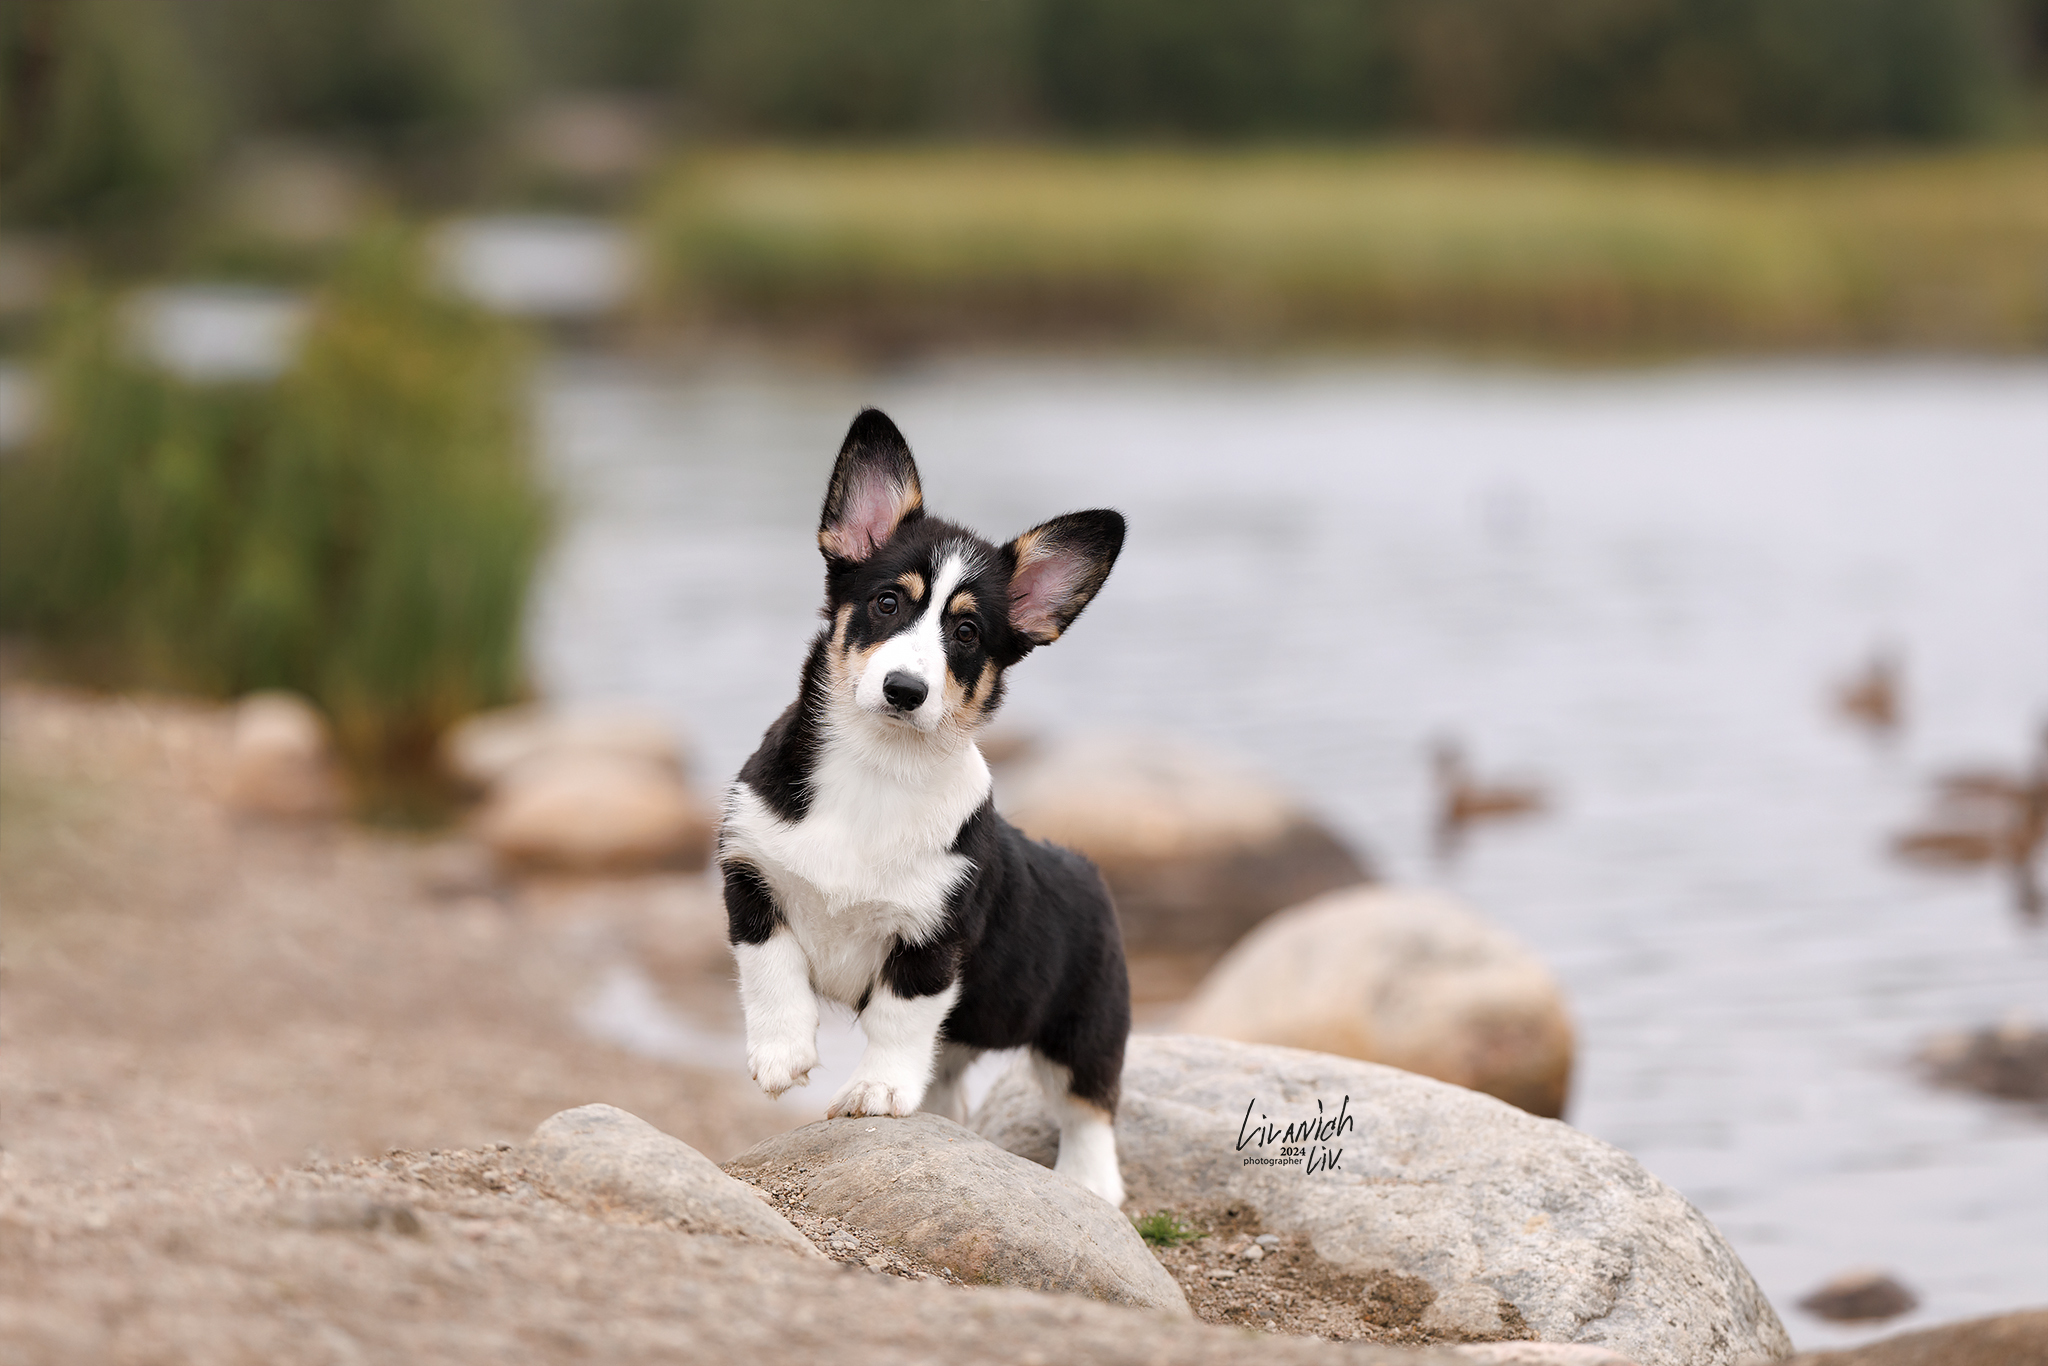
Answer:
176, 0, 523, 158
0, 230, 549, 798
502, 0, 699, 93
684, 0, 1033, 136
0, 0, 216, 228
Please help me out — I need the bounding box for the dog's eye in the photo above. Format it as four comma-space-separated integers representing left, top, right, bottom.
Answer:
953, 620, 979, 644
875, 591, 899, 616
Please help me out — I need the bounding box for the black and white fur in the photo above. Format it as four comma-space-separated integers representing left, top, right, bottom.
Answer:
718, 408, 1130, 1206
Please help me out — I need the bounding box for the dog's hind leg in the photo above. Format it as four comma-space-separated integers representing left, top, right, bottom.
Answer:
1030, 1052, 1125, 1207
919, 1042, 981, 1123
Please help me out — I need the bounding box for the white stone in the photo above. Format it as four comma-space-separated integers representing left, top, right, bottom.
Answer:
724, 1114, 1190, 1317
442, 703, 688, 792
223, 691, 342, 818
1177, 886, 1575, 1118
525, 1104, 819, 1258
973, 1035, 1790, 1366
474, 751, 714, 873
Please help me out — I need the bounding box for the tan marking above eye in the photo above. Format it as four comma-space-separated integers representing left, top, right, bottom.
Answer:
898, 572, 926, 600
948, 590, 977, 616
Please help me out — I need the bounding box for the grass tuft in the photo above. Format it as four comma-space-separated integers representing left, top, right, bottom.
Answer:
1133, 1210, 1203, 1248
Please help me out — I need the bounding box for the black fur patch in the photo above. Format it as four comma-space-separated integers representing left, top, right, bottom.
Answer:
722, 861, 782, 945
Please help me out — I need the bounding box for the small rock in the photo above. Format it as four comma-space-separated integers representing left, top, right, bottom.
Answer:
1240, 1243, 1265, 1261
1782, 1309, 2048, 1366
723, 1113, 1189, 1317
1797, 1269, 1919, 1323
1255, 1234, 1281, 1246
973, 1035, 1788, 1366
1176, 885, 1576, 1118
996, 734, 1370, 953
475, 752, 716, 874
224, 691, 343, 818
442, 704, 687, 792
524, 1104, 819, 1258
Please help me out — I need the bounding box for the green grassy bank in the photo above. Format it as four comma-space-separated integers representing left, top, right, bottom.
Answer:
646, 147, 2048, 355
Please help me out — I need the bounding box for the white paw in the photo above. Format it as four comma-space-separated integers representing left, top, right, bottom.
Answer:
827, 1075, 923, 1118
1065, 1165, 1126, 1208
749, 1039, 819, 1097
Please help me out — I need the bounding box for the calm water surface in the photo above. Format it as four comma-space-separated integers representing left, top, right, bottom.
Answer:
532, 357, 2048, 1349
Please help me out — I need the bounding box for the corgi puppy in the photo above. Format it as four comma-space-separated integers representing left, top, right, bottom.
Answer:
718, 408, 1130, 1205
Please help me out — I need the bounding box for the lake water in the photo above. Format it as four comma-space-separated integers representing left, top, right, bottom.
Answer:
531, 355, 2048, 1350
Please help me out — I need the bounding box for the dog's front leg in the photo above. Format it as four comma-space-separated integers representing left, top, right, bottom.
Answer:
828, 938, 959, 1119
724, 863, 818, 1096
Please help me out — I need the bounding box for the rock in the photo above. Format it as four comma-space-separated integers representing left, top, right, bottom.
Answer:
723, 1113, 1191, 1317
1450, 1348, 1643, 1366
525, 1104, 819, 1258
1919, 1016, 2048, 1101
223, 691, 343, 818
1176, 887, 1575, 1118
995, 734, 1370, 953
442, 703, 688, 792
974, 1035, 1790, 1366
475, 751, 716, 873
1796, 1270, 1918, 1323
1784, 1310, 2048, 1366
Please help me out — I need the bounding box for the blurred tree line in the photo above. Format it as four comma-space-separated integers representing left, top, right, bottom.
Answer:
7, 0, 2048, 229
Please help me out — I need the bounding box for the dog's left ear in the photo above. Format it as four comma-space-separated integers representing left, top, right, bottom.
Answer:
819, 408, 924, 563
1004, 510, 1125, 646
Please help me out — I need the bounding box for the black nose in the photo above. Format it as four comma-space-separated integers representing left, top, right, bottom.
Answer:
882, 670, 928, 711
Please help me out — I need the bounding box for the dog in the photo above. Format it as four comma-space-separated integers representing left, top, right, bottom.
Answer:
717, 408, 1131, 1206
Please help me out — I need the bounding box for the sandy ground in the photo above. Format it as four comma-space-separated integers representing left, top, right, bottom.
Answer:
0, 684, 1471, 1365
0, 684, 792, 1187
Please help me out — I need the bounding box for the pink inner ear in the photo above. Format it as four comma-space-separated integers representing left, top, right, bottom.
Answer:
1010, 549, 1087, 638
831, 475, 910, 559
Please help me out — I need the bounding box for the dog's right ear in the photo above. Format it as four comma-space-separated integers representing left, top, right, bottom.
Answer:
819, 409, 924, 563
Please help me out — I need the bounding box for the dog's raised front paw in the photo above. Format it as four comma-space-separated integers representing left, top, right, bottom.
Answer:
826, 1076, 921, 1118
749, 1039, 819, 1097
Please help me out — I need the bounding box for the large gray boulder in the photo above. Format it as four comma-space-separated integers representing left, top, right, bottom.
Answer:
1176, 887, 1575, 1118
994, 734, 1369, 953
525, 1104, 819, 1258
974, 1036, 1790, 1366
724, 1113, 1190, 1317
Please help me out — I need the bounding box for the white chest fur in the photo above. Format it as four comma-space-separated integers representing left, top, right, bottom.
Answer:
722, 722, 990, 1005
